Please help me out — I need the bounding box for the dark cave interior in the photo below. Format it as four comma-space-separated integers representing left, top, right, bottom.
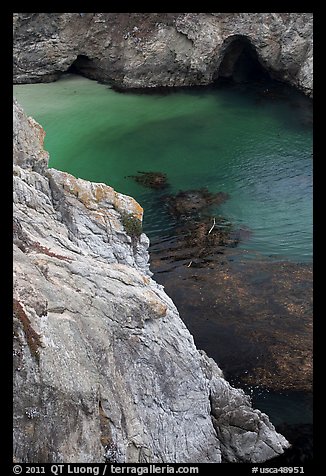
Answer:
217, 37, 270, 84
66, 55, 98, 79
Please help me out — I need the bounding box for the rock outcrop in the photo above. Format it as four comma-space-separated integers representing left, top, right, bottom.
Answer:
13, 13, 313, 96
13, 99, 289, 463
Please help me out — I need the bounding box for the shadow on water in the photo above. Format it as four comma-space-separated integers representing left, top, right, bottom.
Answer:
150, 243, 312, 393
269, 423, 313, 464
213, 78, 313, 131
149, 229, 313, 461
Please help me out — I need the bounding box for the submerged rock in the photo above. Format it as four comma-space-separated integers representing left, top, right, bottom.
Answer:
13, 99, 289, 463
129, 171, 168, 189
165, 188, 229, 218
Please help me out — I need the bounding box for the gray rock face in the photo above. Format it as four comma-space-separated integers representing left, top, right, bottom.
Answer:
13, 99, 289, 463
13, 13, 313, 96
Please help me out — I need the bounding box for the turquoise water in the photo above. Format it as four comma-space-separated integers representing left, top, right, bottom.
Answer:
13, 74, 313, 263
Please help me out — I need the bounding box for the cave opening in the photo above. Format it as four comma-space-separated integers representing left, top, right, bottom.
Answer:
66, 54, 98, 79
216, 37, 271, 84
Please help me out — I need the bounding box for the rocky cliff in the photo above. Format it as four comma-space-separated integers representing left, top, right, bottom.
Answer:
13, 13, 313, 96
13, 99, 290, 463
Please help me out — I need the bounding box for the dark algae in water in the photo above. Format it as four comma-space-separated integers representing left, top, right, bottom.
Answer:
165, 188, 229, 217
129, 171, 169, 189
161, 187, 240, 262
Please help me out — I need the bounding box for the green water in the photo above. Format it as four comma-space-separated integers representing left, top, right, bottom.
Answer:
13, 74, 312, 263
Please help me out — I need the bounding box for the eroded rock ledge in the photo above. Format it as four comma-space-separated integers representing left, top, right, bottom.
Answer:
13, 99, 289, 463
13, 13, 313, 96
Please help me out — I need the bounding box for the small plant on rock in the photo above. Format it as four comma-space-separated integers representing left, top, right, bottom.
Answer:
120, 212, 143, 239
